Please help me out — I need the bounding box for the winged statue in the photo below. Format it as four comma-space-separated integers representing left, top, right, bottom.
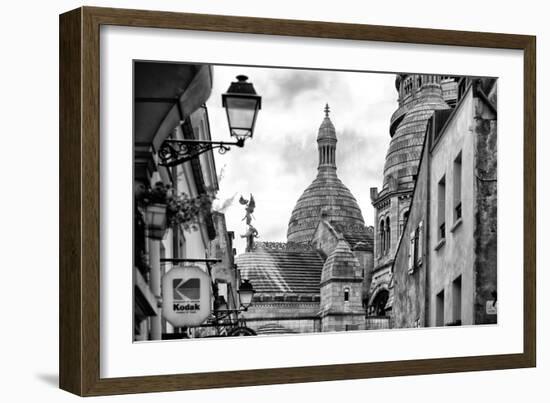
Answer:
239, 193, 256, 225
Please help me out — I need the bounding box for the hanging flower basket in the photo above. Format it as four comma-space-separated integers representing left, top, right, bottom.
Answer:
136, 181, 214, 239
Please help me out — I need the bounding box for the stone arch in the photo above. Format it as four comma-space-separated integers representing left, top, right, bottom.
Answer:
368, 285, 390, 317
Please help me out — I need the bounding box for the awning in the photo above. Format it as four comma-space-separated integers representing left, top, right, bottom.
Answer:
134, 62, 213, 151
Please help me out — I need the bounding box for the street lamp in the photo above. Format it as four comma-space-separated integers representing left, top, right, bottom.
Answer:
237, 279, 255, 310
144, 203, 168, 240
158, 75, 262, 167
222, 75, 262, 142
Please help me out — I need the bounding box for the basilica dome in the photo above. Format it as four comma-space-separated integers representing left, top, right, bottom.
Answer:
287, 105, 365, 244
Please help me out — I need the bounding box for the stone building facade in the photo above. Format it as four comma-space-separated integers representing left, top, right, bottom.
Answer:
369, 74, 458, 320
237, 106, 374, 334
391, 78, 498, 328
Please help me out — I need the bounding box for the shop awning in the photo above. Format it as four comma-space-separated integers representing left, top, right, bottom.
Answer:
134, 62, 213, 151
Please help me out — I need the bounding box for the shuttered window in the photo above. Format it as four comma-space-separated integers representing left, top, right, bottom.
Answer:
416, 221, 423, 266
408, 231, 415, 272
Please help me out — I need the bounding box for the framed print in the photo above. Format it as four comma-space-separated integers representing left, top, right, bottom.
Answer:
59, 6, 536, 396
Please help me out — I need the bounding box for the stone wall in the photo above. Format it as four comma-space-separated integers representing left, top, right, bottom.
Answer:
473, 82, 498, 325
242, 301, 321, 333
319, 240, 365, 331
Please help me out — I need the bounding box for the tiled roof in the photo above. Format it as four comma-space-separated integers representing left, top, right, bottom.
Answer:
235, 243, 324, 294
321, 240, 362, 284
331, 223, 374, 252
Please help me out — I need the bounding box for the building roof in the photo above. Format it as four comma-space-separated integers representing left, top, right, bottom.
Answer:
321, 239, 362, 284
235, 242, 324, 294
331, 223, 374, 252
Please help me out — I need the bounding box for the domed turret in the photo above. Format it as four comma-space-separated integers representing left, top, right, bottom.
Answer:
382, 75, 450, 193
287, 105, 365, 244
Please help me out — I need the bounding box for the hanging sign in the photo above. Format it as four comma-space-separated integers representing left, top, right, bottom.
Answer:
486, 300, 498, 315
162, 265, 212, 327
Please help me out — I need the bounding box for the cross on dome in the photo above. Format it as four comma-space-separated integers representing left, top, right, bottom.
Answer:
324, 103, 330, 117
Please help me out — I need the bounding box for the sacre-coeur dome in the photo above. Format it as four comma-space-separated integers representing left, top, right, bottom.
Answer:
287, 104, 365, 244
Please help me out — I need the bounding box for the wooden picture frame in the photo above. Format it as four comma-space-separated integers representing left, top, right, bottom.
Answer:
59, 6, 536, 396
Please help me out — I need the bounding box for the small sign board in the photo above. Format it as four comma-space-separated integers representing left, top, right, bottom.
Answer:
486, 300, 498, 315
162, 265, 212, 327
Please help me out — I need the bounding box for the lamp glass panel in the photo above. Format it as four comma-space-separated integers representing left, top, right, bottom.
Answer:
239, 290, 253, 307
225, 97, 258, 136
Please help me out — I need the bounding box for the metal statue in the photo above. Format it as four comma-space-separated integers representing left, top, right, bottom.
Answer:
239, 193, 256, 225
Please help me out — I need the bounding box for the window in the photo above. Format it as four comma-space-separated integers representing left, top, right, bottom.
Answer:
453, 152, 462, 222
386, 217, 391, 254
452, 276, 462, 325
379, 219, 385, 257
400, 210, 409, 236
438, 175, 446, 241
403, 77, 414, 96
408, 230, 415, 272
408, 221, 423, 274
436, 290, 445, 327
416, 221, 423, 266
344, 287, 350, 302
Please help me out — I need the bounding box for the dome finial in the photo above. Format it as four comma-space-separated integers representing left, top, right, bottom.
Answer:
324, 103, 330, 118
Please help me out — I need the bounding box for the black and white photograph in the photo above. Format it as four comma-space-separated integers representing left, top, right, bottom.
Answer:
133, 62, 498, 341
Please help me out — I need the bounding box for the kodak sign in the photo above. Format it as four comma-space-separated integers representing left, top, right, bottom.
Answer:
162, 265, 212, 327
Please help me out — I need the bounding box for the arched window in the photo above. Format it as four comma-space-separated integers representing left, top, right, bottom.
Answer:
344, 287, 350, 302
386, 217, 391, 254
379, 220, 385, 256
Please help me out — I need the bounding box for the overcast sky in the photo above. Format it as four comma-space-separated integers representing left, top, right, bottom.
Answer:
205, 65, 396, 254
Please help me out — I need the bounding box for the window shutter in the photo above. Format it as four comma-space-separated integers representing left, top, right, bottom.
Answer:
408, 231, 415, 272
417, 221, 423, 265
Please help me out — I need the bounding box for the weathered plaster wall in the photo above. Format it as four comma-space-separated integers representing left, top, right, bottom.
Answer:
428, 88, 476, 326
391, 139, 429, 328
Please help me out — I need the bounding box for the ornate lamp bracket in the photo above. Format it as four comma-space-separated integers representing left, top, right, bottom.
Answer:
158, 138, 245, 167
